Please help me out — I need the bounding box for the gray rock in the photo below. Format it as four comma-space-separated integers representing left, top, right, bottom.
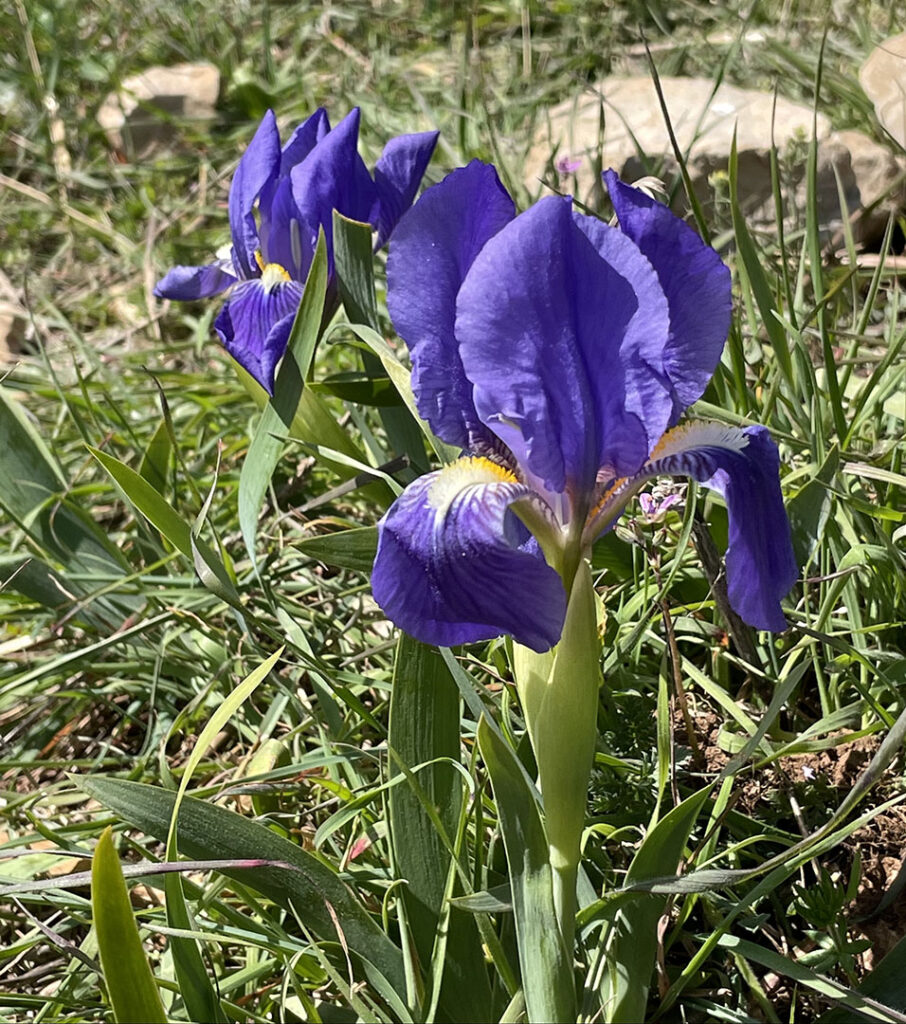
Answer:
860, 33, 906, 149
525, 77, 828, 209
97, 62, 220, 157
526, 76, 905, 245
0, 303, 28, 361
818, 130, 906, 247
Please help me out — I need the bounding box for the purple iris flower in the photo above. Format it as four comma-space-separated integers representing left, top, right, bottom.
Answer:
371, 162, 798, 652
154, 108, 438, 394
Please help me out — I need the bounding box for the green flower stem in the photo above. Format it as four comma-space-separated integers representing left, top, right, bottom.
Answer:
513, 559, 601, 953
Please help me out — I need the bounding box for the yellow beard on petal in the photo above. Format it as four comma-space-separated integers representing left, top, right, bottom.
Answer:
255, 251, 292, 292
426, 457, 518, 516
648, 421, 748, 462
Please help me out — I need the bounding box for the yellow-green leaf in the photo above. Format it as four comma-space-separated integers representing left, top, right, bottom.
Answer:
91, 827, 167, 1024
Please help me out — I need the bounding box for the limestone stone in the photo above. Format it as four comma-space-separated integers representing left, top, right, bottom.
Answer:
97, 62, 220, 157
0, 303, 28, 360
860, 33, 906, 149
525, 77, 829, 210
817, 130, 906, 246
526, 76, 905, 245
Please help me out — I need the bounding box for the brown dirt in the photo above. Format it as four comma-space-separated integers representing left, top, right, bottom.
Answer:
674, 700, 906, 970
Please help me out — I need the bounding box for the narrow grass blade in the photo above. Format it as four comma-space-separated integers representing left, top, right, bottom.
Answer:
238, 231, 335, 566
601, 786, 711, 1023
296, 526, 377, 572
89, 446, 192, 554
137, 416, 172, 494
0, 389, 134, 619
91, 827, 167, 1024
333, 212, 379, 329
79, 776, 406, 995
162, 649, 282, 1024
88, 446, 239, 607
338, 321, 458, 466
333, 210, 428, 476
728, 132, 794, 391
819, 932, 906, 1022
787, 445, 839, 567
164, 872, 227, 1024
719, 935, 906, 1023
477, 715, 575, 1023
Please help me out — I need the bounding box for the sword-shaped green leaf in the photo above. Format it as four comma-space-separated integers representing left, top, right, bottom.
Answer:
91, 827, 167, 1024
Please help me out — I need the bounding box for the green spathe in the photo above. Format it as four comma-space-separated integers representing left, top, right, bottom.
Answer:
513, 559, 601, 951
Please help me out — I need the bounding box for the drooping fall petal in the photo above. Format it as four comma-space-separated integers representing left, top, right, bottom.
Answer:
640, 422, 798, 631
373, 459, 567, 652
213, 277, 303, 395
154, 263, 237, 301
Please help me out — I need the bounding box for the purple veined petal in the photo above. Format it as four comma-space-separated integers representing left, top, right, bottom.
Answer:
279, 107, 330, 176
640, 421, 798, 631
260, 176, 316, 281
372, 458, 567, 652
154, 262, 237, 301
638, 492, 656, 516
456, 196, 672, 509
229, 110, 282, 279
213, 275, 303, 394
290, 107, 376, 266
259, 109, 332, 253
387, 160, 516, 453
604, 170, 732, 424
372, 129, 440, 249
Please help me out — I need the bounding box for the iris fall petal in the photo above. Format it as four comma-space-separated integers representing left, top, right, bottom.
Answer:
154, 263, 237, 301
214, 277, 303, 395
372, 461, 567, 652
642, 423, 798, 631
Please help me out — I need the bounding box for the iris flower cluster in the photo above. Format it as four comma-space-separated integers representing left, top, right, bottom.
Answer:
372, 161, 798, 652
155, 108, 438, 394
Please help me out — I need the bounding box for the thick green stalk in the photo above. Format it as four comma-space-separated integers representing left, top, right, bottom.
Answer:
513, 560, 601, 952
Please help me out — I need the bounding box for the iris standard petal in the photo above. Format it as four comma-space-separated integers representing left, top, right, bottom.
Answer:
604, 170, 732, 423
372, 129, 440, 249
154, 263, 237, 301
258, 109, 331, 270
278, 107, 330, 176
213, 276, 303, 394
387, 160, 516, 453
260, 176, 315, 281
290, 107, 376, 265
456, 196, 671, 504
228, 109, 282, 279
642, 422, 798, 631
372, 459, 567, 652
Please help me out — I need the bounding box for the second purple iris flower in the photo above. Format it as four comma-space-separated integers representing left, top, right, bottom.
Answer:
155, 108, 438, 394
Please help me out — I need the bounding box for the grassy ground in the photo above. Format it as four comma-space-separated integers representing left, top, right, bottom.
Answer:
1, 1, 905, 1021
